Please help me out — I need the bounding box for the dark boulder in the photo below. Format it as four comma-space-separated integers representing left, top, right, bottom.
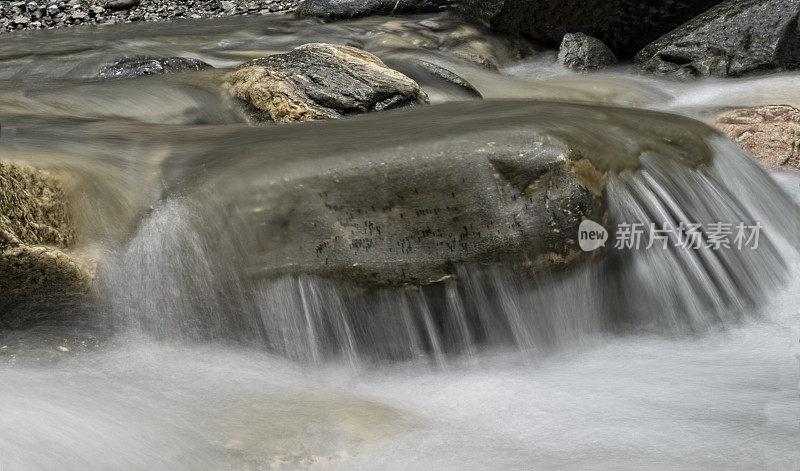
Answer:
557, 32, 617, 72
635, 0, 800, 79
457, 0, 725, 58
97, 56, 213, 79
296, 0, 452, 20
225, 43, 428, 123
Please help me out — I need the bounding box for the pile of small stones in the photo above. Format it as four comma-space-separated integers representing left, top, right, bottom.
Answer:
0, 0, 301, 33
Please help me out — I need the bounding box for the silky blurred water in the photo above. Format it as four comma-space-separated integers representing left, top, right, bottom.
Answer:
0, 11, 799, 471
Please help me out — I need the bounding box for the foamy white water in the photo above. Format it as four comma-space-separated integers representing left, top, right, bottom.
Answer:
1, 12, 800, 471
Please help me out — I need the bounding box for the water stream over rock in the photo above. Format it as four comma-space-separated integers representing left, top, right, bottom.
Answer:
0, 11, 798, 471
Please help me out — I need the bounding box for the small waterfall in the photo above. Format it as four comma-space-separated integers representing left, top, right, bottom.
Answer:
604, 137, 799, 332
98, 134, 800, 366
100, 198, 259, 343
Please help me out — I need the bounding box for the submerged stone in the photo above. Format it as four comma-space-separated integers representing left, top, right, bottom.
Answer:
190, 101, 714, 287
387, 58, 482, 98
226, 43, 429, 123
97, 56, 213, 79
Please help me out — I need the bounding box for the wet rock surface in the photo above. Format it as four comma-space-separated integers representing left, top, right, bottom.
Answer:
712, 105, 800, 170
0, 163, 94, 305
226, 43, 428, 123
296, 0, 451, 20
254, 130, 608, 286
97, 56, 213, 79
396, 59, 482, 98
557, 32, 617, 72
202, 101, 716, 287
457, 0, 725, 58
0, 0, 300, 34
635, 0, 800, 79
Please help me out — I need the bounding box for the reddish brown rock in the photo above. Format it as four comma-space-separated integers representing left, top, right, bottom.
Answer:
712, 105, 800, 170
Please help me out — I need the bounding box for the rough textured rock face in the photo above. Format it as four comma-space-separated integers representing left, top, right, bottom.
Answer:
296, 0, 451, 20
712, 105, 800, 170
0, 163, 75, 248
0, 246, 96, 301
97, 56, 213, 79
457, 0, 724, 58
557, 33, 617, 72
226, 43, 429, 123
635, 0, 800, 79
0, 162, 94, 302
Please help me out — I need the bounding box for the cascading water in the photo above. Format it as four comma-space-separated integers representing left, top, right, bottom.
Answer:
0, 11, 798, 471
93, 133, 798, 368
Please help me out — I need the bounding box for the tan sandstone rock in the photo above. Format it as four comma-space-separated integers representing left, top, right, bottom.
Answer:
0, 162, 94, 301
712, 105, 800, 169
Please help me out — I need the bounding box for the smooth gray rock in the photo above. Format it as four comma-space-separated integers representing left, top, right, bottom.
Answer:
457, 0, 725, 58
635, 0, 800, 78
186, 101, 714, 287
97, 56, 213, 79
296, 0, 452, 20
105, 0, 139, 11
557, 32, 617, 72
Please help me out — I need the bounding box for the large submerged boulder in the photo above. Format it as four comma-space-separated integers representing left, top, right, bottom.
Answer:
635, 0, 800, 78
457, 0, 725, 58
296, 0, 451, 20
226, 43, 429, 123
0, 162, 94, 303
198, 101, 714, 287
712, 105, 800, 170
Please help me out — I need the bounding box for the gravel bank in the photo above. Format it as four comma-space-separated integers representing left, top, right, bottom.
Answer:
0, 0, 301, 34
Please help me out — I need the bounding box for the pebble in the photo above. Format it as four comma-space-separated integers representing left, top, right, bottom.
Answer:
0, 0, 301, 34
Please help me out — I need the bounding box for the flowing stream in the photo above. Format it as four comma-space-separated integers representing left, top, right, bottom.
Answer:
0, 12, 799, 471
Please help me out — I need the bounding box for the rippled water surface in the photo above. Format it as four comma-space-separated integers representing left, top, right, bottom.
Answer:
1, 12, 799, 471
